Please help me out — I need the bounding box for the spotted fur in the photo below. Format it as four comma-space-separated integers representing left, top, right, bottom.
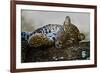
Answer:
22, 16, 85, 48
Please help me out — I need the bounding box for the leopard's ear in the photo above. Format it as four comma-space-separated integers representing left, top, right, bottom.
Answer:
64, 16, 71, 25
78, 33, 85, 41
65, 16, 71, 23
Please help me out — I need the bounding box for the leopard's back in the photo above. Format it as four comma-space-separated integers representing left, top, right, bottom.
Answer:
31, 24, 64, 41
